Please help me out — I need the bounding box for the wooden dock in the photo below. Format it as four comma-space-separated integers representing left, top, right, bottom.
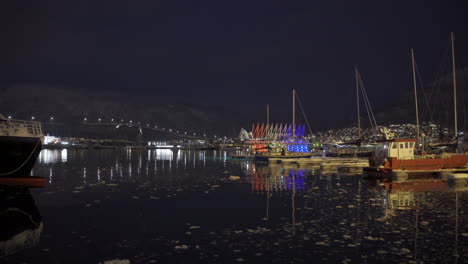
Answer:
268, 157, 369, 174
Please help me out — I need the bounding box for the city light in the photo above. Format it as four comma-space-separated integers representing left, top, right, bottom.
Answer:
98, 118, 101, 122
50, 116, 54, 120
84, 117, 87, 121
8, 115, 11, 119
31, 116, 35, 120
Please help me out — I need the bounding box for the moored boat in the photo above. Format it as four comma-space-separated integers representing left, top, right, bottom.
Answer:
363, 139, 468, 177
0, 115, 44, 177
254, 145, 312, 162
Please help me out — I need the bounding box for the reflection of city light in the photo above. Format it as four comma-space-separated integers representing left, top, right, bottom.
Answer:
250, 167, 307, 193
39, 149, 61, 164
154, 149, 174, 161
61, 149, 68, 163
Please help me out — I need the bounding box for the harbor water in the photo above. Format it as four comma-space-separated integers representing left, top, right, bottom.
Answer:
2, 148, 468, 263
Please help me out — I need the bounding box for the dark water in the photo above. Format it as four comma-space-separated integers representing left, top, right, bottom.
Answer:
1, 149, 468, 263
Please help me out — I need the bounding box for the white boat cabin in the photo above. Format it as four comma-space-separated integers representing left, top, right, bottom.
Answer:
374, 139, 416, 164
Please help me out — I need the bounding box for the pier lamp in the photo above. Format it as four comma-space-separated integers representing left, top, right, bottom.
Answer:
147, 124, 149, 127
130, 120, 133, 124
31, 116, 35, 120
111, 118, 114, 122
98, 118, 101, 122
121, 119, 123, 122
50, 116, 54, 121
84, 117, 87, 121
155, 125, 158, 128
185, 132, 187, 134
169, 129, 172, 132
162, 128, 165, 130
194, 133, 196, 136
7, 115, 11, 119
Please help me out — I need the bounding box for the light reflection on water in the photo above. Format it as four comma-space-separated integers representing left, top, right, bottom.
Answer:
5, 149, 466, 263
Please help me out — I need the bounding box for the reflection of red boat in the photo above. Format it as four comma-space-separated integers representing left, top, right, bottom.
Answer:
383, 179, 448, 193
364, 139, 468, 177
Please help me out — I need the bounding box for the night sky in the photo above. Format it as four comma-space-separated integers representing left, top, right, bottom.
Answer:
2, 0, 468, 130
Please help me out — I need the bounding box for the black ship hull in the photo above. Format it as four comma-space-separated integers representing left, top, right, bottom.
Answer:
0, 136, 42, 177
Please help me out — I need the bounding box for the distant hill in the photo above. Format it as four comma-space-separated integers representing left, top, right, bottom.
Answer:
0, 84, 256, 137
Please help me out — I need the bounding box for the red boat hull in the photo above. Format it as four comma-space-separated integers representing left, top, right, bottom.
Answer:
383, 155, 468, 171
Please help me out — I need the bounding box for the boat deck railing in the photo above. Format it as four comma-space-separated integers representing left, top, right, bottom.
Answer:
1, 119, 43, 136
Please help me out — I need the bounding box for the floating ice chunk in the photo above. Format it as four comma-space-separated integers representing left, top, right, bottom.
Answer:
99, 259, 130, 264
229, 176, 241, 180
174, 245, 189, 250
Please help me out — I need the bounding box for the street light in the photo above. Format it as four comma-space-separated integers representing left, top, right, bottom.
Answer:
31, 116, 35, 120
98, 118, 101, 122
84, 117, 87, 121
7, 116, 11, 119
50, 116, 54, 121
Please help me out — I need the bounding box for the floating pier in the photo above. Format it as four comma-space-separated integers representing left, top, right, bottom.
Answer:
268, 157, 369, 174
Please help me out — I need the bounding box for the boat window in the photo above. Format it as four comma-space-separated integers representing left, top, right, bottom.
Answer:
392, 143, 397, 149
405, 142, 408, 148
410, 142, 414, 148
400, 143, 403, 149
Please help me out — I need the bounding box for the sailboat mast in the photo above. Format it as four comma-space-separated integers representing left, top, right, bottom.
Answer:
411, 49, 420, 139
292, 89, 296, 138
266, 104, 270, 126
356, 67, 361, 139
451, 32, 458, 137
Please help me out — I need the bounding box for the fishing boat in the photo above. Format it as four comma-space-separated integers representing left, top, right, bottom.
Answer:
364, 138, 468, 177
0, 115, 44, 177
364, 33, 468, 178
